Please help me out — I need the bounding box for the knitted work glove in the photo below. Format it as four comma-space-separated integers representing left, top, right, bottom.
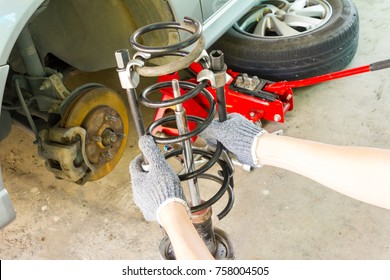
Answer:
129, 135, 189, 223
200, 113, 266, 167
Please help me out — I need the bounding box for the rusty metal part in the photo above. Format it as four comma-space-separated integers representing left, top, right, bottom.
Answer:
38, 127, 91, 183
135, 35, 204, 77
159, 226, 235, 260
60, 87, 129, 181
131, 17, 206, 77
47, 126, 96, 174
191, 207, 217, 254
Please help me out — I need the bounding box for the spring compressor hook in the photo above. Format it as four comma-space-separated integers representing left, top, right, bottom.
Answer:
116, 17, 235, 259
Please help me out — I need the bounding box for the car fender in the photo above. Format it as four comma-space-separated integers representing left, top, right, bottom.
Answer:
0, 0, 45, 115
0, 0, 45, 65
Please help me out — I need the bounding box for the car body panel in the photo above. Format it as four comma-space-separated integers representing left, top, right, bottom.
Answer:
169, 0, 258, 48
202, 0, 258, 48
0, 0, 45, 65
0, 65, 8, 110
169, 0, 203, 23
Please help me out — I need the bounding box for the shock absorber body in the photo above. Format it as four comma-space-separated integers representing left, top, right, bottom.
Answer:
115, 17, 235, 259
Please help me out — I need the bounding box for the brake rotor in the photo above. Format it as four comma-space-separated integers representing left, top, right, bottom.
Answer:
61, 87, 129, 181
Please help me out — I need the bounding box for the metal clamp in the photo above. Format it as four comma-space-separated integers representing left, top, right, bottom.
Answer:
196, 50, 228, 89
115, 50, 145, 89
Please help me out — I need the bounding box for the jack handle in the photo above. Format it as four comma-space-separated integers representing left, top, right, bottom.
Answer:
264, 58, 390, 95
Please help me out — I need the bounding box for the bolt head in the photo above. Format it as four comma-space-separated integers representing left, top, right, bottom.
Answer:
102, 152, 112, 160
105, 115, 118, 122
109, 133, 117, 143
274, 114, 282, 122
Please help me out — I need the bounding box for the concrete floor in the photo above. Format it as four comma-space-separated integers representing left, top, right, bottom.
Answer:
1, 0, 390, 259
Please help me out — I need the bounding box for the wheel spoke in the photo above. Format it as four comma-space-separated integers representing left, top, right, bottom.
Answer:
295, 4, 326, 18
284, 14, 323, 29
288, 0, 307, 12
253, 15, 271, 36
270, 15, 300, 36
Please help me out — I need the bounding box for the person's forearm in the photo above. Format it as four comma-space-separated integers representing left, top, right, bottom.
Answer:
257, 133, 390, 210
159, 202, 214, 260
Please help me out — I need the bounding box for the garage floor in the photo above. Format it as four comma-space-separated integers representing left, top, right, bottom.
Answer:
1, 0, 390, 260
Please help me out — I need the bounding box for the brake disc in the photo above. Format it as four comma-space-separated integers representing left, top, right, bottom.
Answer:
60, 86, 129, 181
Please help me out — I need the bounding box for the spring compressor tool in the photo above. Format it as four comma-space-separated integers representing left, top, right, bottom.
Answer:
115, 17, 235, 259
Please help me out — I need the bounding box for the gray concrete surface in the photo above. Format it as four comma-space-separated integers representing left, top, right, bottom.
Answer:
1, 0, 390, 259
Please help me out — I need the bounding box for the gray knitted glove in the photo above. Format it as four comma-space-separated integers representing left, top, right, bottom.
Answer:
129, 135, 189, 223
200, 113, 266, 167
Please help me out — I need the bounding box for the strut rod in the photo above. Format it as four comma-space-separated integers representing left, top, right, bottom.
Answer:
172, 79, 201, 206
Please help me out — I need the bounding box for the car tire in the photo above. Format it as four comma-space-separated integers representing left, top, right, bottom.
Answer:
212, 0, 359, 81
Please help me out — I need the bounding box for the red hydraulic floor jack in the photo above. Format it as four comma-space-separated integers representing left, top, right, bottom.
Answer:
153, 58, 390, 138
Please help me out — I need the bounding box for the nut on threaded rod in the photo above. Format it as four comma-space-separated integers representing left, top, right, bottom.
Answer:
210, 50, 224, 71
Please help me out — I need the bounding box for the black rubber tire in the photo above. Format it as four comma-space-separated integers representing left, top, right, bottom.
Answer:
212, 0, 359, 81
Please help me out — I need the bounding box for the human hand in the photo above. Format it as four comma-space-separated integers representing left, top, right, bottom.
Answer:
129, 135, 188, 223
200, 113, 266, 167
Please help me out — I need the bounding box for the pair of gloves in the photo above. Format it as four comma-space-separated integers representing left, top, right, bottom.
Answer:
130, 113, 266, 222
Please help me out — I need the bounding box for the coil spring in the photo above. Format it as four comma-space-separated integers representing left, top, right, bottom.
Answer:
130, 17, 234, 219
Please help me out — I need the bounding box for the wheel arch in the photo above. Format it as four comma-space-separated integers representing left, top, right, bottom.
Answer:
27, 0, 176, 72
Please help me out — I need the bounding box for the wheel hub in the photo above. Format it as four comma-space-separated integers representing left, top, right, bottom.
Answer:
60, 86, 129, 181
82, 106, 124, 165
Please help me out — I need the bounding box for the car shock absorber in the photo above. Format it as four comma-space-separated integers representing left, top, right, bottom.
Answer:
115, 17, 235, 259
